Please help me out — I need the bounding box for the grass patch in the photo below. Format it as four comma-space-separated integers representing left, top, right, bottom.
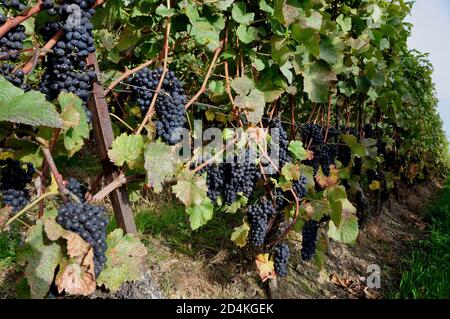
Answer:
392, 177, 450, 299
108, 201, 241, 256
0, 225, 22, 268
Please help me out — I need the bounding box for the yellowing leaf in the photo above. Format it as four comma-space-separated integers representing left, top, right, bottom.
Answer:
172, 169, 208, 207
97, 229, 148, 293
108, 133, 145, 170
144, 141, 179, 193
369, 180, 380, 190
55, 251, 96, 296
231, 222, 250, 248
255, 253, 276, 282
315, 165, 339, 188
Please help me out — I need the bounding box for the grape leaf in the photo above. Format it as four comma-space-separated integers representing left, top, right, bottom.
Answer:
230, 75, 254, 96
291, 26, 320, 57
108, 133, 145, 169
342, 134, 367, 157
236, 24, 258, 44
58, 93, 89, 158
55, 251, 96, 296
144, 141, 180, 193
288, 140, 308, 161
97, 229, 148, 293
328, 215, 359, 244
255, 253, 276, 282
303, 60, 337, 103
0, 84, 62, 128
172, 169, 208, 207
186, 198, 214, 230
281, 163, 300, 181
17, 220, 63, 299
231, 222, 250, 248
232, 2, 254, 25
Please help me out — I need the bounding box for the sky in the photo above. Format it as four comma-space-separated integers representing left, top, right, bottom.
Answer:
406, 0, 450, 140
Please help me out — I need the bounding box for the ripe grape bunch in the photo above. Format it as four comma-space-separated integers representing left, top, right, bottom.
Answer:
247, 198, 275, 247
0, 159, 34, 212
301, 220, 319, 261
66, 177, 88, 202
273, 242, 290, 277
314, 144, 338, 176
128, 68, 187, 145
267, 118, 291, 171
223, 150, 260, 205
39, 0, 97, 118
301, 124, 323, 146
56, 202, 108, 277
275, 174, 308, 210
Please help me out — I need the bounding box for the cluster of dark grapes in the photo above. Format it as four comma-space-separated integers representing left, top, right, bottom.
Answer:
128, 68, 187, 145
56, 202, 108, 277
0, 63, 29, 90
314, 144, 338, 176
247, 198, 275, 247
0, 23, 25, 60
1, 0, 27, 12
273, 242, 290, 277
197, 150, 260, 205
223, 150, 260, 205
0, 158, 34, 212
66, 177, 88, 202
301, 124, 323, 146
203, 164, 224, 204
39, 1, 97, 118
301, 220, 319, 261
0, 11, 30, 89
265, 118, 291, 171
275, 174, 308, 210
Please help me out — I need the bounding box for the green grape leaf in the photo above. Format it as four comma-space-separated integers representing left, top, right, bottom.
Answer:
320, 36, 338, 65
236, 24, 258, 44
155, 4, 176, 17
223, 195, 248, 213
230, 75, 254, 96
328, 214, 359, 244
172, 169, 208, 207
211, 0, 235, 11
234, 88, 266, 124
259, 0, 274, 14
231, 222, 250, 248
108, 133, 145, 169
342, 134, 367, 157
291, 26, 320, 57
0, 80, 62, 128
58, 93, 89, 158
303, 61, 337, 103
288, 141, 307, 161
186, 198, 214, 230
336, 14, 352, 32
305, 10, 322, 30
17, 220, 63, 299
97, 229, 148, 293
144, 141, 180, 193
231, 2, 254, 25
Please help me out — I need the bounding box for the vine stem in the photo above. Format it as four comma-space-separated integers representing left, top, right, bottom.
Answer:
136, 2, 171, 135
20, 0, 107, 75
39, 128, 61, 218
90, 174, 146, 202
104, 58, 156, 96
323, 95, 333, 143
41, 147, 67, 197
184, 41, 224, 110
0, 1, 44, 38
4, 191, 59, 227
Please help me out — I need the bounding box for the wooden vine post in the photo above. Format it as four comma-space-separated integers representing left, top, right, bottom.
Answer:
86, 53, 137, 234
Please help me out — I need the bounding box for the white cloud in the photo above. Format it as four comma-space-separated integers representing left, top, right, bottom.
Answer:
407, 0, 450, 138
